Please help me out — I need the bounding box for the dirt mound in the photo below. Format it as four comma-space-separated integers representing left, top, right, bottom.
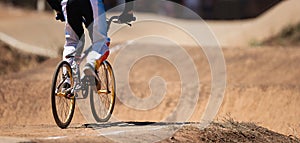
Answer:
163, 119, 299, 143
0, 41, 47, 75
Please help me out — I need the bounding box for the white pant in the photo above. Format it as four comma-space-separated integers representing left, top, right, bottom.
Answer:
61, 0, 109, 66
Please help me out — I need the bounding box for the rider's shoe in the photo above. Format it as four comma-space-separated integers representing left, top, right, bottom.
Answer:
61, 79, 74, 98
84, 50, 110, 89
85, 50, 110, 75
62, 80, 71, 92
83, 62, 101, 91
83, 63, 97, 77
62, 81, 71, 89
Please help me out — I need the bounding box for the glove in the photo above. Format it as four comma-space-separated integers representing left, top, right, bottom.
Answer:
55, 11, 65, 22
118, 11, 135, 23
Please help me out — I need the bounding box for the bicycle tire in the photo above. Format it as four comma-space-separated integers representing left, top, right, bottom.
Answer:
90, 61, 116, 122
51, 61, 76, 128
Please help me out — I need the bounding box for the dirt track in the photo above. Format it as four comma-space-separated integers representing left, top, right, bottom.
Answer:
1, 43, 300, 142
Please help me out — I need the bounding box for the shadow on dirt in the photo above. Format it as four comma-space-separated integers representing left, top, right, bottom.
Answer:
81, 121, 199, 129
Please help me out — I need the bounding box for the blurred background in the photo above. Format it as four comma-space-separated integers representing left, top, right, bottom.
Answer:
0, 0, 282, 19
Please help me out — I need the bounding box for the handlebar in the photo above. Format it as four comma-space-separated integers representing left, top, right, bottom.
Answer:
107, 16, 136, 31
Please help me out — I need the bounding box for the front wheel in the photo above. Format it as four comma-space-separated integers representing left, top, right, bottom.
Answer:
90, 61, 116, 122
51, 61, 76, 128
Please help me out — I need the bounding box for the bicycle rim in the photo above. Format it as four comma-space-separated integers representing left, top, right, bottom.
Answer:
51, 61, 76, 128
90, 61, 116, 122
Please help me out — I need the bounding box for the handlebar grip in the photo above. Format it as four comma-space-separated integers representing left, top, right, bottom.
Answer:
107, 15, 136, 30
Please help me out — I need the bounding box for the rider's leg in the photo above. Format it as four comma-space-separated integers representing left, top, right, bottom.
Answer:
83, 0, 110, 76
62, 0, 81, 64
62, 0, 90, 61
61, 0, 85, 86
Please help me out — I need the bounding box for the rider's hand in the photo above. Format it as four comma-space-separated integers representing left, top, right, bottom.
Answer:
55, 11, 65, 22
118, 10, 135, 23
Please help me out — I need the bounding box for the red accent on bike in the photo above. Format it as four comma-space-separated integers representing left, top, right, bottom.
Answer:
106, 42, 110, 47
98, 50, 110, 64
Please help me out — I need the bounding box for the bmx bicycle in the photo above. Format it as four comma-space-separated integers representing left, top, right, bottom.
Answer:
51, 16, 134, 129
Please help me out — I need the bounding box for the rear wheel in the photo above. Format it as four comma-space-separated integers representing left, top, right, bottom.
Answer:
51, 61, 75, 128
90, 61, 116, 122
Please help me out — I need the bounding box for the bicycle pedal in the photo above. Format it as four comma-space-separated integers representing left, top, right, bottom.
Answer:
65, 88, 75, 99
66, 93, 75, 99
